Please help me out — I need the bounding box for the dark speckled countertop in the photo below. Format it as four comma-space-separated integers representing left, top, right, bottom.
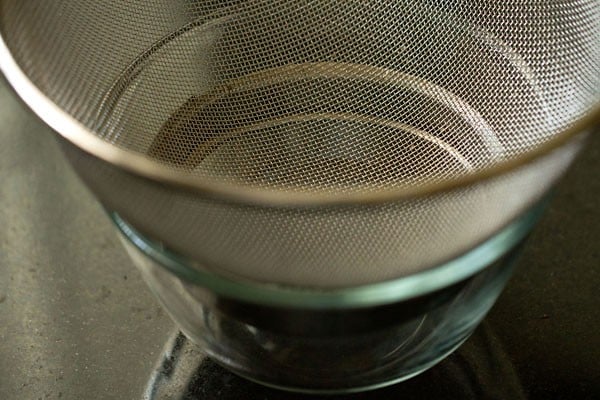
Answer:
0, 75, 598, 399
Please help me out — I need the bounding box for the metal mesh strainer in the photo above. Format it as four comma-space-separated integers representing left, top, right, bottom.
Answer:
1, 1, 598, 287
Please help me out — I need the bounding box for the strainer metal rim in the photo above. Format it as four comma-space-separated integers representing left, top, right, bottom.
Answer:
111, 200, 545, 309
1, 35, 598, 207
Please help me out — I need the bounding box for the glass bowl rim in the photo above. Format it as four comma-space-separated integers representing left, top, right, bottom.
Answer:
111, 200, 545, 310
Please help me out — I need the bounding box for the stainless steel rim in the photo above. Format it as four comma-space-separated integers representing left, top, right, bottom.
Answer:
1, 34, 598, 207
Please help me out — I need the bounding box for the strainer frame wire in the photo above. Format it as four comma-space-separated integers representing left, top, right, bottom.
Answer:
0, 34, 598, 208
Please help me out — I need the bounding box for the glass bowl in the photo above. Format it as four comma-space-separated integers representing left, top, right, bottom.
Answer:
112, 201, 545, 394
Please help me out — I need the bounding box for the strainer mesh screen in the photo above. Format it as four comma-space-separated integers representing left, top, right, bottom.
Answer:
1, 1, 598, 286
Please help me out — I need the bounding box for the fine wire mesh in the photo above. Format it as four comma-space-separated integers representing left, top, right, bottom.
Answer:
69, 138, 581, 287
1, 1, 598, 286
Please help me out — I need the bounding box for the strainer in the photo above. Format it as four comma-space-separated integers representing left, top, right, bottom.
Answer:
0, 1, 598, 288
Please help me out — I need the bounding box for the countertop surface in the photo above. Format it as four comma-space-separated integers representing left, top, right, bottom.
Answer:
0, 77, 598, 399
